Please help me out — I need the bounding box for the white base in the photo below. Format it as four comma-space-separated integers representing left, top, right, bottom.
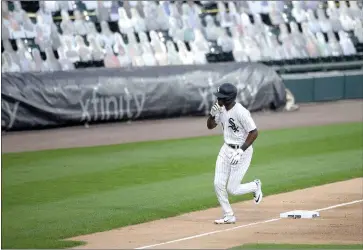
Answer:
280, 210, 320, 219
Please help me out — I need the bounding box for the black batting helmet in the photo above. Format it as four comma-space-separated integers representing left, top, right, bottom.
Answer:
214, 83, 237, 104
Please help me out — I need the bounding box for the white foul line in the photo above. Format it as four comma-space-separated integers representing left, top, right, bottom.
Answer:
135, 199, 363, 249
316, 199, 363, 212
135, 218, 281, 249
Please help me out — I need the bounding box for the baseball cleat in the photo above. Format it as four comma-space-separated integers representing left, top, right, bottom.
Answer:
254, 179, 263, 204
214, 215, 236, 224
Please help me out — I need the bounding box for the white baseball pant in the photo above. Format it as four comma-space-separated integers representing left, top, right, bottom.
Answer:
214, 143, 258, 216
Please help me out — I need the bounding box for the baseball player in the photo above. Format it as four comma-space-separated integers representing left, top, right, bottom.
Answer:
207, 82, 262, 224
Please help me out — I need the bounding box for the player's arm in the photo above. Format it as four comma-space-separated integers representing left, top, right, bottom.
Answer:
207, 115, 218, 129
240, 111, 258, 151
230, 111, 258, 165
241, 128, 258, 151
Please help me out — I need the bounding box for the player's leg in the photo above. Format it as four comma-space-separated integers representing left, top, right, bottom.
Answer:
214, 147, 236, 224
226, 148, 263, 204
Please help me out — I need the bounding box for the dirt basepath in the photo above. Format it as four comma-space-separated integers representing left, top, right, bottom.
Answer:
2, 100, 362, 153
68, 178, 363, 249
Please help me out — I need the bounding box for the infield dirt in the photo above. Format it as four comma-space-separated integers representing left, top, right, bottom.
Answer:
69, 178, 363, 249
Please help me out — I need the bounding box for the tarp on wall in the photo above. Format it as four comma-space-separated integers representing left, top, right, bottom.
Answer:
1, 62, 286, 131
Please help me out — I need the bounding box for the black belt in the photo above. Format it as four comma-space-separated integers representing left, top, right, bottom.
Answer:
227, 144, 242, 149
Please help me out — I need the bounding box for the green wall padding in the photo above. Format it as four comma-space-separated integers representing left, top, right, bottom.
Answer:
313, 75, 345, 101
282, 71, 363, 103
284, 78, 314, 103
344, 73, 363, 99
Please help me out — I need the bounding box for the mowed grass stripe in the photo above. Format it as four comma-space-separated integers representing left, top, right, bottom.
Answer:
4, 150, 362, 228
2, 122, 360, 185
1, 122, 362, 249
2, 130, 361, 206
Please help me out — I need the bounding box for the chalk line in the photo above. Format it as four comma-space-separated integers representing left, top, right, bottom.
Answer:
135, 199, 363, 249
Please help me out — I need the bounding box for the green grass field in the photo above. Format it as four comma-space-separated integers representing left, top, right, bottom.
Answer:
2, 122, 362, 249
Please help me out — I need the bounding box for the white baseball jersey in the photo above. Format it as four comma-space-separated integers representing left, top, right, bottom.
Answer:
216, 103, 257, 146
213, 103, 258, 217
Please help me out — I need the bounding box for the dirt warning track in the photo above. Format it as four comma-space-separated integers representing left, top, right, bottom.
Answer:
2, 100, 362, 153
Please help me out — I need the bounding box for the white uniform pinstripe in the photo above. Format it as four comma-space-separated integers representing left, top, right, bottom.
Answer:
214, 103, 258, 216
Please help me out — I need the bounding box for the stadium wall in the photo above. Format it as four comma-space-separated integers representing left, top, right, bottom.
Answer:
282, 70, 363, 103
